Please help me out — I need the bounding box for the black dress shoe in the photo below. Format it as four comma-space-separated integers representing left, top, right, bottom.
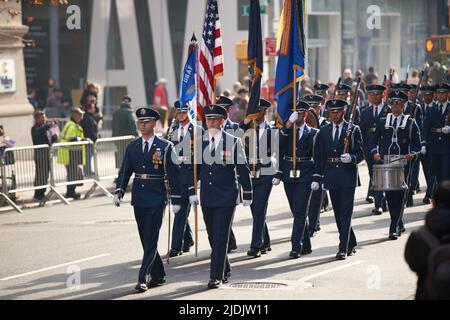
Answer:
309, 230, 317, 238
336, 252, 347, 260
366, 197, 374, 204
183, 242, 194, 253
372, 207, 383, 216
389, 233, 399, 240
147, 277, 166, 288
227, 245, 238, 253
316, 223, 321, 231
406, 201, 414, 208
222, 272, 231, 284
168, 249, 182, 258
301, 248, 312, 255
289, 251, 300, 259
260, 246, 271, 254
347, 248, 357, 256
134, 282, 148, 293
208, 279, 222, 289
382, 200, 388, 212
247, 248, 261, 258
422, 196, 431, 205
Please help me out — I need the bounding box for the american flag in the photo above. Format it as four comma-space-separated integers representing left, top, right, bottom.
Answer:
198, 0, 224, 107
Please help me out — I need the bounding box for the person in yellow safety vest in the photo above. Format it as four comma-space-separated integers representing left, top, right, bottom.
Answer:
57, 108, 87, 199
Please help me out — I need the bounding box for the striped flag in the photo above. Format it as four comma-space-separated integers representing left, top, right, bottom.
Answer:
198, 0, 224, 108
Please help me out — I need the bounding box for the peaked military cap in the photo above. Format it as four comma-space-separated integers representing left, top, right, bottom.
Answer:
174, 100, 189, 111
388, 91, 408, 103
326, 99, 348, 112
336, 83, 352, 93
313, 83, 330, 94
203, 104, 228, 119
435, 83, 450, 93
136, 107, 161, 121
303, 94, 325, 106
366, 84, 386, 94
290, 101, 312, 112
390, 83, 410, 93
258, 99, 272, 110
216, 96, 234, 107
420, 85, 436, 94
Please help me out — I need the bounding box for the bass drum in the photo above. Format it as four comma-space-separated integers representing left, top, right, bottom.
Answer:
305, 108, 319, 129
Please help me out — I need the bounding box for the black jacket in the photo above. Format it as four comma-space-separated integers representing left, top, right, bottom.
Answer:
80, 112, 98, 142
31, 123, 52, 146
405, 207, 450, 300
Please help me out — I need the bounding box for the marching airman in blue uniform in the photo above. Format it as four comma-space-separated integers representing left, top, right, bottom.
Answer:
315, 99, 364, 260
404, 84, 424, 207
216, 95, 240, 253
166, 101, 199, 258
313, 83, 330, 119
239, 99, 277, 258
303, 94, 329, 237
274, 101, 320, 259
114, 107, 182, 293
423, 83, 450, 186
418, 85, 437, 204
372, 91, 421, 240
359, 84, 391, 215
199, 104, 253, 289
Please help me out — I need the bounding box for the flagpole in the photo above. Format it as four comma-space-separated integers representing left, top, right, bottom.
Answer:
192, 34, 199, 259
292, 65, 297, 177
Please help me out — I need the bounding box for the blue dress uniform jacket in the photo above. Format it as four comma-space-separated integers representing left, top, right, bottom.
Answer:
405, 100, 424, 134
199, 131, 253, 207
276, 124, 321, 184
345, 104, 361, 126
423, 103, 450, 183
371, 114, 422, 158
116, 136, 181, 207
419, 102, 437, 197
315, 122, 364, 190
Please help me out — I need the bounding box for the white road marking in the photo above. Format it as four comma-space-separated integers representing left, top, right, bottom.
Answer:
298, 260, 367, 283
0, 254, 111, 281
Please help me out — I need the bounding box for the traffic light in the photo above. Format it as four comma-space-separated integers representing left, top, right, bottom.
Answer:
425, 35, 450, 54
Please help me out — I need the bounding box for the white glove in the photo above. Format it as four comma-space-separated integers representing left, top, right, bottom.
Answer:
311, 182, 320, 191
172, 205, 181, 214
272, 178, 281, 186
420, 146, 427, 155
189, 195, 199, 205
289, 112, 299, 123
242, 200, 252, 207
340, 153, 352, 164
113, 194, 121, 207
442, 126, 450, 135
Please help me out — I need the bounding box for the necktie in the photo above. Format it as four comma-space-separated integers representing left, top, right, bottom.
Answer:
210, 137, 216, 158
392, 117, 398, 129
180, 127, 184, 143
334, 126, 340, 144
374, 106, 378, 119
439, 104, 444, 114
144, 141, 149, 156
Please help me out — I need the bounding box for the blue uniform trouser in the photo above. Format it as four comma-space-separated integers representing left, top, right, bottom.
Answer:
366, 154, 384, 207
308, 186, 324, 234
385, 190, 406, 234
228, 228, 237, 248
134, 206, 166, 283
202, 207, 234, 280
284, 182, 312, 252
170, 189, 193, 251
329, 188, 357, 253
408, 159, 420, 203
432, 153, 450, 185
250, 183, 273, 250
420, 153, 436, 197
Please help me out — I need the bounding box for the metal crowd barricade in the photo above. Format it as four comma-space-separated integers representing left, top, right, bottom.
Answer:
0, 145, 67, 214
84, 136, 135, 198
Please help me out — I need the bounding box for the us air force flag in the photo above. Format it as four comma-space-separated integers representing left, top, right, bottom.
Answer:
180, 36, 198, 122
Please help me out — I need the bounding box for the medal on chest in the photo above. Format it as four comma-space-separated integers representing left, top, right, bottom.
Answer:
152, 148, 163, 170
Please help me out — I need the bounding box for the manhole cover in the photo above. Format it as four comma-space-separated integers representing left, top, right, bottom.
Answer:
228, 282, 287, 289
2, 221, 52, 227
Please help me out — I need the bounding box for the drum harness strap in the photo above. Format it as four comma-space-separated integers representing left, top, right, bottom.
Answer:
384, 114, 411, 160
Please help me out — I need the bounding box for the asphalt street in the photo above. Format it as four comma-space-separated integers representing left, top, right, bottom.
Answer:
0, 164, 429, 300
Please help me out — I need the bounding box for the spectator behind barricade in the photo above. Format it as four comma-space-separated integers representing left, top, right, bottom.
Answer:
365, 67, 379, 86
80, 103, 98, 177
47, 79, 55, 102
58, 108, 86, 200
405, 181, 450, 300
342, 69, 353, 86
233, 87, 249, 123
31, 111, 58, 202
80, 82, 99, 109
222, 89, 238, 120
232, 81, 242, 99
46, 88, 70, 118
408, 69, 421, 86
28, 89, 39, 110
112, 96, 139, 137
153, 78, 169, 128
0, 124, 16, 159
